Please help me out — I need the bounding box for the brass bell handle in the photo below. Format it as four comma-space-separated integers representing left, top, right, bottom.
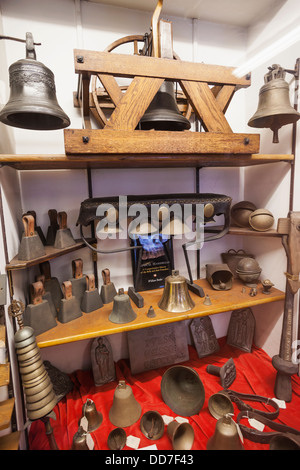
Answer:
62, 281, 73, 300
102, 268, 111, 285
86, 274, 95, 291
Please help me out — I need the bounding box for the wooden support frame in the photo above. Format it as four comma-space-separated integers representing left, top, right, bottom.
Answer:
66, 49, 259, 156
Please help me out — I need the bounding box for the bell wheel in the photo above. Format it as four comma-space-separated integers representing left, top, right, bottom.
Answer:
90, 35, 192, 128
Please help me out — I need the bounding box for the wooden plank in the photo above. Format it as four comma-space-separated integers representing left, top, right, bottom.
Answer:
180, 80, 232, 132
64, 129, 260, 155
0, 153, 293, 170
0, 363, 10, 387
0, 431, 20, 450
105, 76, 164, 130
0, 398, 15, 431
36, 279, 285, 349
73, 49, 251, 88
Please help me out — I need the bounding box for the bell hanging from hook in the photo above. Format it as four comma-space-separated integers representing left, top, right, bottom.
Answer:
0, 32, 70, 130
248, 64, 300, 143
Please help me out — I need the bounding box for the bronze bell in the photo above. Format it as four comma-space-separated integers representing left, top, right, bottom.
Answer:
167, 421, 194, 450
269, 433, 300, 450
109, 380, 141, 428
81, 398, 103, 432
161, 365, 205, 417
207, 414, 244, 450
139, 80, 191, 131
107, 427, 127, 450
0, 32, 70, 130
158, 270, 195, 313
108, 288, 137, 324
208, 391, 234, 419
248, 64, 300, 143
71, 426, 89, 450
140, 410, 165, 440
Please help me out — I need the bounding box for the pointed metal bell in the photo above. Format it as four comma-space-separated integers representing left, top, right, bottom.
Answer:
167, 420, 194, 450
207, 414, 244, 450
139, 81, 191, 131
0, 32, 70, 131
248, 64, 300, 143
81, 398, 103, 432
109, 380, 141, 428
71, 426, 89, 450
108, 288, 137, 324
158, 270, 195, 313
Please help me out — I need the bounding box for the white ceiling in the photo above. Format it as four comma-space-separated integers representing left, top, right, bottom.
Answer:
86, 0, 287, 28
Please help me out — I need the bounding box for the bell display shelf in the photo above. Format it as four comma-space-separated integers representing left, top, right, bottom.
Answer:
35, 278, 285, 349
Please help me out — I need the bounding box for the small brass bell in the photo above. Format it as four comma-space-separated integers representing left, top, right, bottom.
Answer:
161, 365, 205, 417
208, 391, 234, 419
0, 32, 70, 130
109, 380, 141, 428
140, 410, 165, 440
248, 64, 300, 143
108, 288, 137, 324
167, 421, 194, 450
81, 398, 103, 432
139, 80, 191, 131
71, 426, 89, 450
107, 427, 127, 450
158, 270, 195, 313
207, 414, 244, 450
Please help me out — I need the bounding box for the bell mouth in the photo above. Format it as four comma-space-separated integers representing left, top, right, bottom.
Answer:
2, 110, 69, 130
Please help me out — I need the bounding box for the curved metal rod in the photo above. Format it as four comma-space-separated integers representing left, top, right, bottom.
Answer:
80, 224, 143, 254
0, 35, 41, 45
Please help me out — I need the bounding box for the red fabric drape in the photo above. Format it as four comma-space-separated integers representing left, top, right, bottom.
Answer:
28, 338, 300, 451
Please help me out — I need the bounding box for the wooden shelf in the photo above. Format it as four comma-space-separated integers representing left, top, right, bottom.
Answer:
6, 238, 96, 272
36, 279, 285, 349
209, 225, 282, 237
0, 431, 20, 451
0, 152, 294, 170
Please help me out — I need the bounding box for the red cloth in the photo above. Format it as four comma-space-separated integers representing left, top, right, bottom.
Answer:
28, 338, 300, 451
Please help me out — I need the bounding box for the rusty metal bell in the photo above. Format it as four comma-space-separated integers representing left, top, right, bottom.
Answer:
139, 80, 191, 131
207, 414, 244, 450
109, 380, 141, 428
108, 288, 137, 324
167, 421, 194, 450
81, 398, 103, 432
161, 365, 205, 417
158, 270, 195, 313
0, 32, 70, 131
248, 64, 300, 143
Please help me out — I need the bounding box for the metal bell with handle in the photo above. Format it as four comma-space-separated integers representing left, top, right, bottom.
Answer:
0, 32, 70, 130
207, 414, 244, 450
108, 288, 137, 324
158, 270, 195, 313
248, 64, 300, 143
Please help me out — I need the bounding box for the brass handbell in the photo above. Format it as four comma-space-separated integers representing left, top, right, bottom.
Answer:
109, 380, 141, 428
0, 32, 70, 130
207, 414, 244, 450
248, 64, 300, 143
158, 270, 195, 313
81, 398, 103, 432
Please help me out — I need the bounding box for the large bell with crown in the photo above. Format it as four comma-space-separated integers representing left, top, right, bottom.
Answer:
139, 81, 191, 131
109, 380, 141, 428
248, 64, 300, 143
0, 32, 70, 131
207, 414, 244, 450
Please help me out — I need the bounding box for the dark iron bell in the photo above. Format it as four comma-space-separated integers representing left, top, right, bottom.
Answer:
0, 32, 70, 131
139, 80, 191, 131
108, 288, 137, 324
248, 64, 300, 143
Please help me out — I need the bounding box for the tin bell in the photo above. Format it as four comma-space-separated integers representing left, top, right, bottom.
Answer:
109, 380, 141, 428
0, 32, 70, 130
158, 270, 195, 313
108, 288, 137, 324
248, 64, 300, 143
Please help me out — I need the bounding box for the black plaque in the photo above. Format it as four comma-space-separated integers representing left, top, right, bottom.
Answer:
226, 307, 256, 352
190, 317, 220, 358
